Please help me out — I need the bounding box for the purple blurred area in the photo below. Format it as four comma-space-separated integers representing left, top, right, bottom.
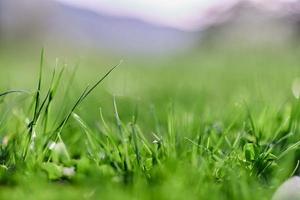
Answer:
0, 0, 300, 56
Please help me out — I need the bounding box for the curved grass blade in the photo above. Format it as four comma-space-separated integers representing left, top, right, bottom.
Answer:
0, 90, 30, 98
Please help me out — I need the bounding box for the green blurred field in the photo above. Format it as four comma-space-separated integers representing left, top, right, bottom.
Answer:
0, 45, 300, 199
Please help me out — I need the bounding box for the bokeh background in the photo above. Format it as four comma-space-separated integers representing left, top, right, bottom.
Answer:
1, 0, 300, 57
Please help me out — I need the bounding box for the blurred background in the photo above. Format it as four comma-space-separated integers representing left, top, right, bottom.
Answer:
1, 0, 300, 57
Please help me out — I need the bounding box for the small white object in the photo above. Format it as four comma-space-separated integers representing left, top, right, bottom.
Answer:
272, 176, 300, 200
48, 141, 67, 154
62, 167, 75, 177
48, 141, 57, 150
29, 130, 37, 150
2, 136, 9, 147
292, 78, 300, 99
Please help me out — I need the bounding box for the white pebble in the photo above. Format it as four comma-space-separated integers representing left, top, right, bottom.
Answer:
272, 176, 300, 200
62, 167, 75, 177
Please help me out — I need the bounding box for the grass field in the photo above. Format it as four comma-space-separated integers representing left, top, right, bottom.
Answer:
0, 46, 300, 199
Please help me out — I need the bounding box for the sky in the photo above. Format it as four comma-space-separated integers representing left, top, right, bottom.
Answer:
54, 0, 298, 31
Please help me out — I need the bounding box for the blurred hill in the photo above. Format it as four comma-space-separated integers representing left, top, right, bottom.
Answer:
200, 1, 300, 48
0, 0, 300, 56
0, 0, 198, 55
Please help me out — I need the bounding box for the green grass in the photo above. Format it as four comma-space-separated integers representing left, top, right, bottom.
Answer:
0, 46, 300, 199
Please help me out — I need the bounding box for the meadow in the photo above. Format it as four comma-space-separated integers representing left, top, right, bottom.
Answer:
0, 45, 300, 199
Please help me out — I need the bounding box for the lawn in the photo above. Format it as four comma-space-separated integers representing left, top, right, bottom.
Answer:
0, 45, 300, 199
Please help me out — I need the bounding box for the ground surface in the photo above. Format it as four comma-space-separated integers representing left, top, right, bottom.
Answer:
0, 46, 300, 199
